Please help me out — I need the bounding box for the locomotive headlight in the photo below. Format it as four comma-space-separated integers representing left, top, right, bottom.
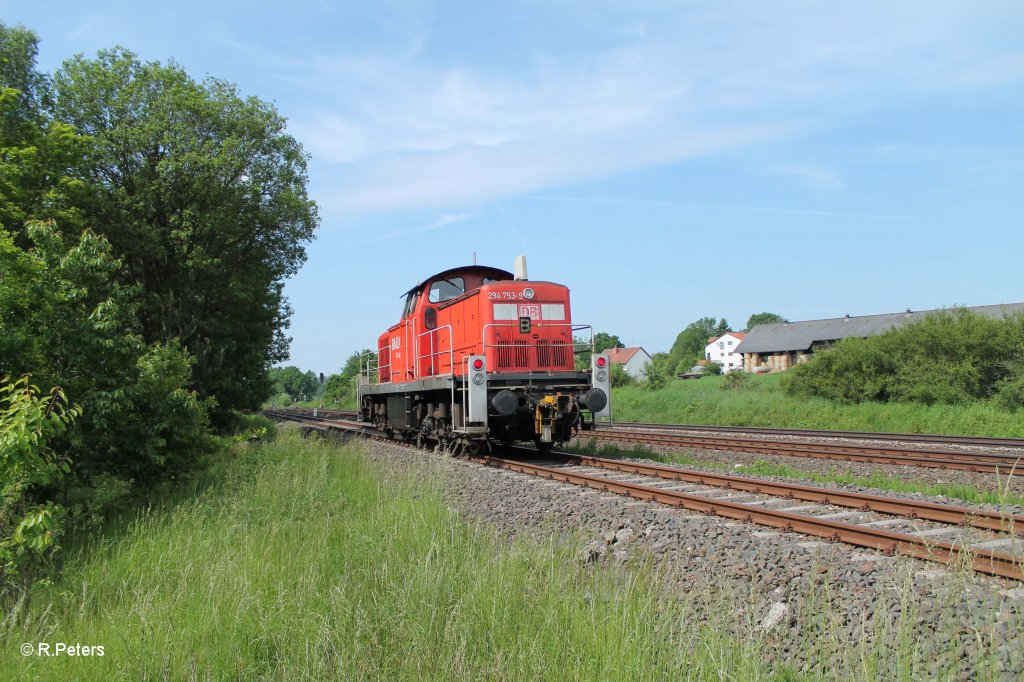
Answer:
522, 287, 535, 300
472, 373, 484, 385
597, 370, 607, 382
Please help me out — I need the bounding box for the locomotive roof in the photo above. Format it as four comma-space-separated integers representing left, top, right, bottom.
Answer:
401, 265, 514, 296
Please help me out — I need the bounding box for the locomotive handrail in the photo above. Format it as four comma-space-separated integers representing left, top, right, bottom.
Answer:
415, 324, 458, 421
414, 324, 454, 378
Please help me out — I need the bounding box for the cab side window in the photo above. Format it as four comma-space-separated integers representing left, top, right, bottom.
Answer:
428, 277, 465, 303
402, 291, 420, 318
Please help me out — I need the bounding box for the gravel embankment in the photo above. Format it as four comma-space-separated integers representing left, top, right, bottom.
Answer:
356, 437, 1022, 678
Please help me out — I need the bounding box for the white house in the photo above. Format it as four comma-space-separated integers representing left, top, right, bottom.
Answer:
606, 347, 652, 379
705, 333, 746, 372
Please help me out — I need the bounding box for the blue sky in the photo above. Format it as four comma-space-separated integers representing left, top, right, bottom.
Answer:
5, 1, 1024, 373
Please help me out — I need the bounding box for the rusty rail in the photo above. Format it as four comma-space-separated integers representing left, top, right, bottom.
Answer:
478, 455, 1024, 581
546, 451, 1023, 534
581, 430, 1022, 474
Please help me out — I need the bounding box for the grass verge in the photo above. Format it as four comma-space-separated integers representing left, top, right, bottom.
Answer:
612, 373, 1024, 438
2, 433, 779, 680
3, 432, 1017, 679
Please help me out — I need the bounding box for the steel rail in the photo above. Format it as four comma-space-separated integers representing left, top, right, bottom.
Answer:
476, 455, 1024, 581
611, 421, 1024, 449
581, 430, 1022, 474
539, 451, 1023, 534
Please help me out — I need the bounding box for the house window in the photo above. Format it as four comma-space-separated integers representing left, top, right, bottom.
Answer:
706, 352, 711, 360
727, 340, 733, 345
718, 342, 724, 349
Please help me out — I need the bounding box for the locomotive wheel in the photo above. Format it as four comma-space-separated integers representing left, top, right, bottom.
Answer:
464, 440, 484, 456
533, 438, 553, 455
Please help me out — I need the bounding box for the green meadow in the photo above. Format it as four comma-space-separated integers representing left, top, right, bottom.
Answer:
611, 373, 1024, 438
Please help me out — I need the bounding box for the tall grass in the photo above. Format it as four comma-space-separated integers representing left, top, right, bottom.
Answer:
612, 374, 1024, 437
2, 434, 782, 680
3, 434, 1017, 678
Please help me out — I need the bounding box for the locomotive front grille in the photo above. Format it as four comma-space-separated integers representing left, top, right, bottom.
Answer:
536, 341, 569, 368
495, 340, 571, 369
497, 340, 531, 368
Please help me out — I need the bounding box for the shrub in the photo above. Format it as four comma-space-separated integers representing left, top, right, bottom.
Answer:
993, 367, 1024, 412
721, 371, 754, 391
642, 363, 667, 391
701, 362, 722, 376
610, 364, 634, 388
784, 309, 1024, 406
1, 376, 79, 602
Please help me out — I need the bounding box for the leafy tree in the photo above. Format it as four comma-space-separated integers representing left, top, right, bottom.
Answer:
0, 23, 83, 242
323, 350, 376, 407
1, 376, 78, 602
0, 221, 215, 486
594, 332, 624, 353
575, 332, 624, 369
745, 312, 787, 331
667, 317, 732, 373
269, 366, 320, 403
48, 48, 318, 417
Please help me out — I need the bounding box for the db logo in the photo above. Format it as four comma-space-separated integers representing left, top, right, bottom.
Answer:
390, 337, 401, 350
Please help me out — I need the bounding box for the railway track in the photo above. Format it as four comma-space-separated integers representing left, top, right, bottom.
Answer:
274, 408, 1023, 473
262, 409, 1024, 581
609, 421, 1024, 449
478, 452, 1024, 581
575, 430, 1024, 474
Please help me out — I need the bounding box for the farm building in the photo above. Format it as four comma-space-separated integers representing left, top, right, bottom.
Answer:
704, 332, 746, 372
735, 303, 1024, 373
605, 347, 652, 379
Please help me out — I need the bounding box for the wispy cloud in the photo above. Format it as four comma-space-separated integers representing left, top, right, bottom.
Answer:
67, 16, 99, 40
353, 210, 479, 244
223, 2, 1024, 215
530, 195, 911, 220
771, 164, 845, 191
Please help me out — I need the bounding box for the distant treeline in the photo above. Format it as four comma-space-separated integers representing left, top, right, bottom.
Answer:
1, 22, 317, 602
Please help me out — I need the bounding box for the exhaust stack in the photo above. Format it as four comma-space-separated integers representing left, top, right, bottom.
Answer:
514, 255, 528, 281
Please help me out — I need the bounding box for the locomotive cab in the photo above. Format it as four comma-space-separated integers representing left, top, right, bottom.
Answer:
358, 259, 609, 452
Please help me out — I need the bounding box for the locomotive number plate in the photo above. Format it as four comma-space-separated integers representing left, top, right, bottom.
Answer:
487, 291, 526, 300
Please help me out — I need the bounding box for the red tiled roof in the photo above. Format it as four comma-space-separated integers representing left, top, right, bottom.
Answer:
708, 332, 746, 346
606, 347, 646, 365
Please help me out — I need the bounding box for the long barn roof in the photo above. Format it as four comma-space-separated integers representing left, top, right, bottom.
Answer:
735, 303, 1024, 354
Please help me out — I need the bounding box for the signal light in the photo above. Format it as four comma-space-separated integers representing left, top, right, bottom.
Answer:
473, 358, 484, 370
596, 356, 607, 368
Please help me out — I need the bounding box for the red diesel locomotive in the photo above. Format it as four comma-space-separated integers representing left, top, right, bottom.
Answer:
357, 257, 610, 452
